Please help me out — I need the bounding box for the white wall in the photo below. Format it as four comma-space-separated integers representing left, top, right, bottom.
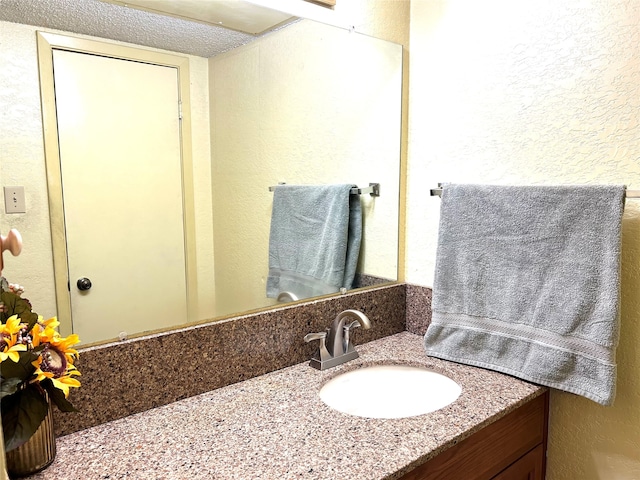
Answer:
407, 1, 640, 478
0, 21, 215, 324
0, 22, 56, 315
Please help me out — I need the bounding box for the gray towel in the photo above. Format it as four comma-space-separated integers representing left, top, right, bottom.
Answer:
424, 184, 626, 406
266, 184, 362, 299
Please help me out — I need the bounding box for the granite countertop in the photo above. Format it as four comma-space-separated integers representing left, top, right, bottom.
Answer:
29, 332, 545, 480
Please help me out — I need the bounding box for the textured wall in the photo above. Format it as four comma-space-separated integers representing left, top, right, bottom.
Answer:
0, 21, 216, 323
0, 22, 56, 315
407, 1, 640, 478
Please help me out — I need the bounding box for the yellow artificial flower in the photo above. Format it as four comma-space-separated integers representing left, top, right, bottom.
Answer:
0, 335, 27, 363
1, 315, 23, 336
31, 317, 79, 363
51, 368, 81, 397
39, 316, 60, 329
51, 333, 80, 363
32, 357, 81, 397
29, 316, 61, 348
0, 315, 28, 363
30, 321, 82, 396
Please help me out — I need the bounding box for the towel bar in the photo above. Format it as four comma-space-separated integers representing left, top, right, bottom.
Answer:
430, 184, 640, 198
269, 183, 380, 197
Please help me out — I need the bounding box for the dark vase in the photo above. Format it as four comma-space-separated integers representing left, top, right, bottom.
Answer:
5, 396, 56, 478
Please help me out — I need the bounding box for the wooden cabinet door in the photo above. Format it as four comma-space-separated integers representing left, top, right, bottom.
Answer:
492, 445, 545, 480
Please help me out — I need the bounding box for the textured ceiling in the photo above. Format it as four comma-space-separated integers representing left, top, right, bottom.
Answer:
105, 0, 294, 35
0, 0, 292, 57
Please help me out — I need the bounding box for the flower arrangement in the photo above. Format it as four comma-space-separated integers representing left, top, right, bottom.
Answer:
1, 281, 81, 452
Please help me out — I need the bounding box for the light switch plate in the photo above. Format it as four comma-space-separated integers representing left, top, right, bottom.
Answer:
4, 186, 26, 214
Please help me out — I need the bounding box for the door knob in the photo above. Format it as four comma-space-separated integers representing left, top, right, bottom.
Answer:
77, 277, 92, 291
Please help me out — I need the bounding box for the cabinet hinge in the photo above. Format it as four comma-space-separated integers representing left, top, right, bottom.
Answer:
178, 100, 183, 120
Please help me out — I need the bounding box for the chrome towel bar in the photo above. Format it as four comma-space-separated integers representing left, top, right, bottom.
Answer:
269, 182, 380, 196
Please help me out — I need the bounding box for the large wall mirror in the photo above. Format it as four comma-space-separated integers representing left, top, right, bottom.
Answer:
0, 0, 402, 347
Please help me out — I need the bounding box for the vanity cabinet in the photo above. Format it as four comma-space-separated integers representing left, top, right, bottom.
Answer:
399, 391, 548, 480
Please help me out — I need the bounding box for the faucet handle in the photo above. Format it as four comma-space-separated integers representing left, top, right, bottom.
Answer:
304, 331, 331, 362
304, 332, 326, 342
343, 321, 362, 353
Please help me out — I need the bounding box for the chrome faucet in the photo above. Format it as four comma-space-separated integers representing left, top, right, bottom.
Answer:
303, 309, 371, 370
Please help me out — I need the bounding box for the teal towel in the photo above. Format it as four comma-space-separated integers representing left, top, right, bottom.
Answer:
267, 184, 362, 299
424, 184, 626, 406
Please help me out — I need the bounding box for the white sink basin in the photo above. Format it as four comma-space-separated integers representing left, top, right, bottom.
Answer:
319, 365, 461, 419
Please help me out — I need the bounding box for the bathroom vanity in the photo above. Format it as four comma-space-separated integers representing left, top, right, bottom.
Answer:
26, 332, 547, 480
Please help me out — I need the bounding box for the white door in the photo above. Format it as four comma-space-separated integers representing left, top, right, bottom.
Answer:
52, 49, 188, 344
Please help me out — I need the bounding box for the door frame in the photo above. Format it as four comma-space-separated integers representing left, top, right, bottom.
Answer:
36, 32, 198, 338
